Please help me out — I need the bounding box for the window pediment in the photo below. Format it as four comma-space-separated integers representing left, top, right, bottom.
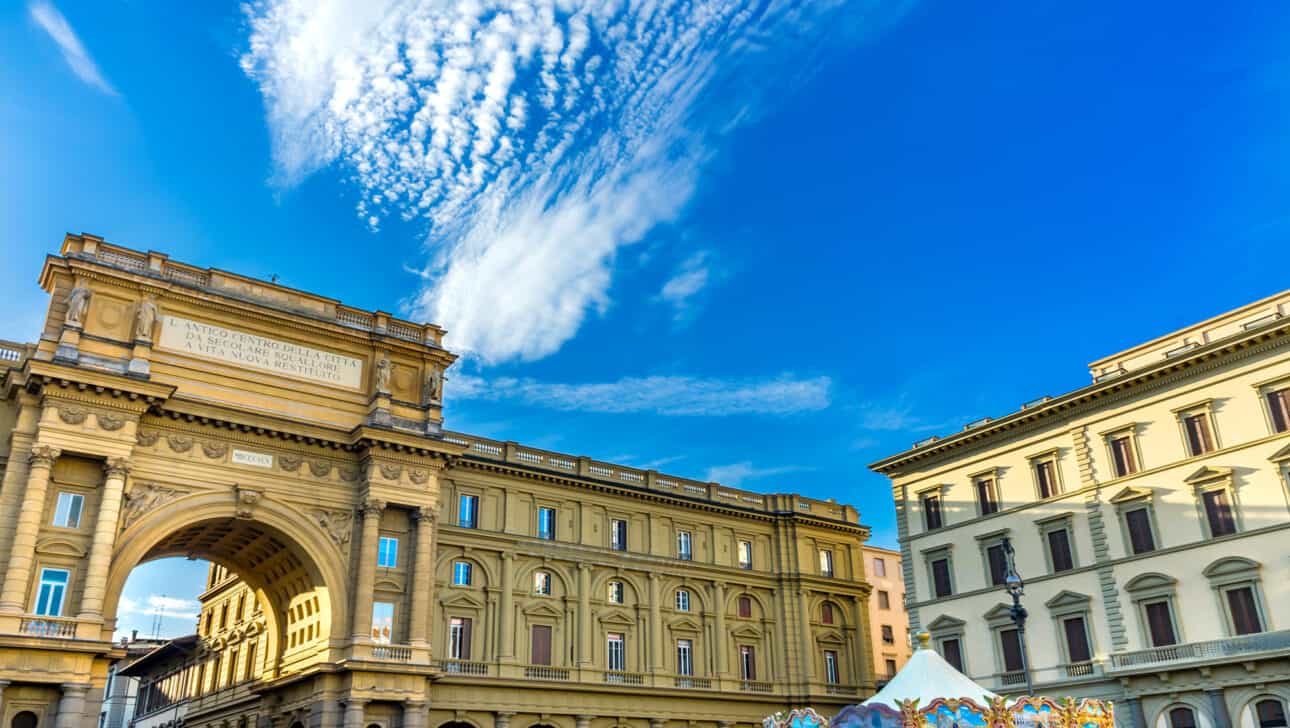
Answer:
1109, 485, 1153, 504
598, 610, 637, 627
925, 615, 966, 632
1202, 556, 1260, 581
440, 591, 486, 609
668, 616, 703, 633
1184, 465, 1233, 486
730, 623, 763, 640
522, 602, 564, 619
982, 603, 1014, 625
374, 577, 403, 592
1124, 572, 1176, 593
34, 537, 86, 558
816, 628, 845, 644
1269, 442, 1290, 463
1044, 590, 1092, 610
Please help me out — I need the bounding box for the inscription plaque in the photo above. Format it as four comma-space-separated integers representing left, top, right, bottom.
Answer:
232, 450, 274, 468
158, 315, 363, 389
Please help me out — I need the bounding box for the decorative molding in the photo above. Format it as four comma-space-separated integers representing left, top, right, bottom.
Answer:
136, 430, 160, 447
339, 467, 358, 482
98, 412, 126, 431
308, 459, 332, 478
166, 435, 194, 453
56, 405, 89, 425
378, 462, 403, 481
104, 458, 130, 479
312, 509, 353, 548
409, 468, 430, 485
233, 485, 264, 519
29, 445, 61, 468
279, 454, 302, 472
201, 441, 229, 459
361, 499, 387, 517
122, 483, 184, 530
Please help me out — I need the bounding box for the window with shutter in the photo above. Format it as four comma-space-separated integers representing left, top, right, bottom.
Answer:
1169, 708, 1197, 728
941, 638, 963, 672
1125, 507, 1156, 554
1063, 616, 1092, 663
1256, 700, 1288, 728
1145, 601, 1177, 646
1203, 490, 1237, 537
530, 625, 553, 665
999, 628, 1024, 672
1047, 529, 1074, 573
1226, 586, 1263, 635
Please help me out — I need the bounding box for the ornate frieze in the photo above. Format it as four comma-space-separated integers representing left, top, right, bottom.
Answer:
409, 468, 430, 485
279, 454, 302, 472
378, 463, 403, 481
166, 435, 194, 453
122, 483, 183, 530
313, 509, 353, 547
136, 430, 160, 447
98, 413, 126, 431
201, 441, 229, 459
308, 459, 332, 478
56, 405, 89, 425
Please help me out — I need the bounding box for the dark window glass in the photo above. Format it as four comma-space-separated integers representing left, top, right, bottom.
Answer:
1111, 436, 1137, 477
1145, 601, 1177, 646
986, 543, 1008, 586
941, 638, 963, 672
1125, 508, 1156, 554
737, 596, 752, 618
1256, 699, 1288, 728
931, 558, 952, 598
976, 479, 998, 515
884, 658, 897, 676
1267, 389, 1290, 434
924, 495, 943, 530
1035, 460, 1057, 499
1048, 529, 1074, 572
1226, 586, 1263, 635
1183, 413, 1215, 456
821, 603, 834, 624
881, 625, 894, 644
999, 628, 1024, 672
1203, 490, 1236, 537
1063, 616, 1092, 663
1169, 708, 1197, 728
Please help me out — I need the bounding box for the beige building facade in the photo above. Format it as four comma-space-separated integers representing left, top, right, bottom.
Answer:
858, 546, 910, 685
0, 234, 875, 728
870, 291, 1290, 728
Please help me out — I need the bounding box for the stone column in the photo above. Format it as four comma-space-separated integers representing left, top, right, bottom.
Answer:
1207, 689, 1231, 728
578, 564, 592, 665
498, 552, 515, 660
495, 711, 515, 728
0, 679, 10, 720
1125, 698, 1146, 728
342, 698, 368, 728
351, 499, 385, 642
797, 590, 814, 681
54, 683, 90, 728
649, 573, 663, 672
0, 446, 60, 613
79, 458, 129, 620
404, 699, 428, 728
409, 507, 435, 647
713, 582, 727, 677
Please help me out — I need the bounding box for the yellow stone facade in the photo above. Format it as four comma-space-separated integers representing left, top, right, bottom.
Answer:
0, 234, 875, 727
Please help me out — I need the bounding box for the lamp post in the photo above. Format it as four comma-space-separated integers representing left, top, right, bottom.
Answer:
1000, 536, 1034, 695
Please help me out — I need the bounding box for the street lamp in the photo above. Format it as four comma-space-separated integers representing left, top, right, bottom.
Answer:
1000, 536, 1034, 695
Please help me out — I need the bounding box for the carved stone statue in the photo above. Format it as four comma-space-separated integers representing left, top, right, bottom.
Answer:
134, 297, 159, 342
374, 356, 394, 394
424, 364, 443, 403
64, 286, 92, 328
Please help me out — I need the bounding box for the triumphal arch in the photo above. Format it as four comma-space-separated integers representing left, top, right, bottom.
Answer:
0, 234, 875, 728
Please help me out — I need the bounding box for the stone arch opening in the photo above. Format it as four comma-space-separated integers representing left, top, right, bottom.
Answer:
439, 721, 477, 728
9, 712, 37, 728
103, 492, 350, 682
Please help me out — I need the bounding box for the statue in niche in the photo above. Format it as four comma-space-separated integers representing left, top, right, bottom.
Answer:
374, 356, 394, 394
424, 363, 443, 403
64, 286, 92, 327
134, 297, 159, 342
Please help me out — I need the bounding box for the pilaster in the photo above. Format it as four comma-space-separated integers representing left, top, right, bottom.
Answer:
78, 458, 130, 621
0, 445, 61, 613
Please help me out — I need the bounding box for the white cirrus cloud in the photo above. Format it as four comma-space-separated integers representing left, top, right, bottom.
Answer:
120, 594, 201, 621
241, 0, 909, 363
703, 461, 809, 486
451, 372, 831, 416
658, 250, 718, 323
29, 1, 117, 96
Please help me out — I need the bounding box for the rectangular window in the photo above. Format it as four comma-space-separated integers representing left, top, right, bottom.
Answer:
452, 561, 472, 586
819, 550, 834, 577
1110, 435, 1138, 477
227, 648, 239, 685
52, 492, 84, 528
821, 603, 834, 624
534, 571, 552, 595
824, 650, 840, 684
884, 658, 898, 676
677, 531, 692, 560
377, 536, 398, 568
458, 494, 479, 528
371, 602, 394, 644
941, 637, 964, 672
676, 639, 693, 676
449, 617, 473, 660
975, 477, 999, 515
931, 557, 952, 598
235, 594, 245, 622
1226, 586, 1263, 635
537, 507, 556, 540
1203, 490, 1237, 537
737, 596, 752, 618
881, 625, 894, 644
1063, 616, 1092, 663
607, 633, 625, 671
999, 628, 1024, 672
1125, 507, 1156, 554
738, 540, 753, 569
243, 642, 257, 681
675, 590, 690, 612
923, 494, 944, 530
1183, 413, 1215, 456
1034, 459, 1059, 499
35, 568, 70, 616
1267, 388, 1290, 433
611, 519, 628, 551
873, 557, 887, 577
986, 543, 1008, 586
608, 581, 624, 604
740, 645, 756, 680
530, 624, 553, 665
877, 590, 890, 610
1047, 528, 1075, 573
1144, 601, 1177, 646
220, 603, 229, 629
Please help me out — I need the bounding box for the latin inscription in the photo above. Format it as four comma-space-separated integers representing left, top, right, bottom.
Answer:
232, 450, 274, 468
158, 315, 363, 389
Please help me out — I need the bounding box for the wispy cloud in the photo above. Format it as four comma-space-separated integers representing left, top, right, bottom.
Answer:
704, 461, 809, 486
119, 594, 200, 621
657, 250, 718, 323
453, 373, 831, 416
241, 0, 909, 363
29, 1, 117, 96
857, 402, 954, 433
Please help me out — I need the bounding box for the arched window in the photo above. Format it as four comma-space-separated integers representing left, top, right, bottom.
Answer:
1169, 707, 1197, 728
1257, 700, 1288, 728
10, 712, 37, 728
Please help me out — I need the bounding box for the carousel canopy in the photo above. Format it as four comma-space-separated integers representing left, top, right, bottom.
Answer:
861, 633, 997, 707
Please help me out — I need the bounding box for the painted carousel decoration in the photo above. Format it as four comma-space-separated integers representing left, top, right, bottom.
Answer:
764, 634, 1114, 728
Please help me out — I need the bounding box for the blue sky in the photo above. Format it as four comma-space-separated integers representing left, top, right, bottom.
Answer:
3, 2, 1289, 638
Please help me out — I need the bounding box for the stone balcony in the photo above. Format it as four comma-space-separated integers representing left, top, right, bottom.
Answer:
1107, 629, 1290, 672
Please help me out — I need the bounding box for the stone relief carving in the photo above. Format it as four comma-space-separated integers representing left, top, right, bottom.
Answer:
104, 458, 130, 479
136, 430, 160, 447
233, 485, 263, 519
134, 297, 159, 342
374, 356, 394, 394
56, 405, 89, 425
201, 441, 229, 459
409, 468, 429, 485
64, 286, 91, 328
308, 459, 332, 478
29, 445, 62, 468
166, 435, 194, 453
122, 483, 183, 530
338, 467, 358, 482
98, 413, 126, 431
424, 364, 443, 404
279, 454, 302, 472
313, 509, 353, 547
378, 463, 403, 481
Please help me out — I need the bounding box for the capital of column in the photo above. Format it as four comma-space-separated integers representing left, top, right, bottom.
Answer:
360, 499, 387, 517
405, 699, 428, 709
574, 716, 595, 728
29, 446, 61, 468
60, 683, 91, 696
104, 458, 131, 479
495, 712, 516, 728
344, 698, 370, 708
411, 506, 438, 524
501, 551, 514, 561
